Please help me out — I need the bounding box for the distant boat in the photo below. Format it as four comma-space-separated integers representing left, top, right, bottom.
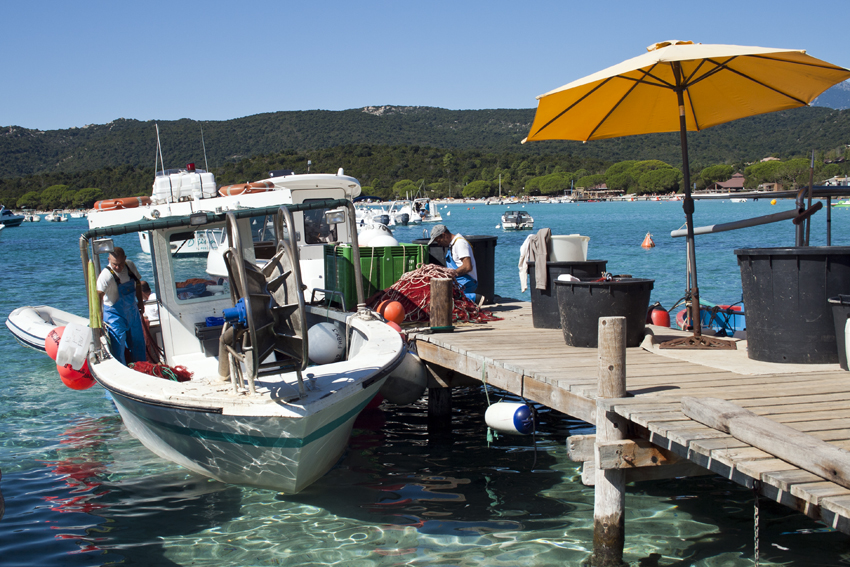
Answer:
0, 206, 25, 227
501, 210, 534, 230
730, 198, 748, 203
413, 198, 443, 223
45, 209, 69, 222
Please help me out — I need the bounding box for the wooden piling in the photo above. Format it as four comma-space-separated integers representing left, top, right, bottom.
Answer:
592, 316, 627, 567
429, 278, 452, 328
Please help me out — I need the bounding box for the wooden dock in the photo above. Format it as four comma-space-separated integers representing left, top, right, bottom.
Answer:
410, 300, 850, 538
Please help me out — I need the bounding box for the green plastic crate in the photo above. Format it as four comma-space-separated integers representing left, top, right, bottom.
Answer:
324, 243, 426, 310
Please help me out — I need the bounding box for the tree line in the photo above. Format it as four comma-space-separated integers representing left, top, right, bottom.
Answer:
3, 143, 848, 210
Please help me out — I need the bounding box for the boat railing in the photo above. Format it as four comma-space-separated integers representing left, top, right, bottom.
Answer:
671, 186, 838, 244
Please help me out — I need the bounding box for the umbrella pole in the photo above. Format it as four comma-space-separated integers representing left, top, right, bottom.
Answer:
660, 71, 734, 350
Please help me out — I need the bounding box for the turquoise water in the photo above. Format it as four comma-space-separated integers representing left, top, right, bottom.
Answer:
1, 203, 850, 566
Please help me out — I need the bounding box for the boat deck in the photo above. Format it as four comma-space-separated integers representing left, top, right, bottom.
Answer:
410, 300, 850, 534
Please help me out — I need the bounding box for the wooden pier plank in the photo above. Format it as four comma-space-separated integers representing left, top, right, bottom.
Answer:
410, 302, 850, 535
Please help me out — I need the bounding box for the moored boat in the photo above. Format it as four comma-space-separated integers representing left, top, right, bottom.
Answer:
73, 167, 407, 493
0, 206, 25, 227
6, 306, 89, 352
501, 209, 534, 230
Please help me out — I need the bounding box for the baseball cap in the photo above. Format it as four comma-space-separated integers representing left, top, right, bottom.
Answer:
428, 224, 448, 245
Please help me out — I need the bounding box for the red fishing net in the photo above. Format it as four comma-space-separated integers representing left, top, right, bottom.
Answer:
367, 264, 502, 324
129, 361, 193, 382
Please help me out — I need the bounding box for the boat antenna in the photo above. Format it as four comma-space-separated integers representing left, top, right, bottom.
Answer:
155, 123, 174, 202
200, 123, 209, 171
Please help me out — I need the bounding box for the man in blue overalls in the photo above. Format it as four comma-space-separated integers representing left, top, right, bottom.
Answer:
96, 247, 147, 365
428, 224, 479, 302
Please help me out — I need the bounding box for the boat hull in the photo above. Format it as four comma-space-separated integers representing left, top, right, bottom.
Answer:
103, 379, 383, 493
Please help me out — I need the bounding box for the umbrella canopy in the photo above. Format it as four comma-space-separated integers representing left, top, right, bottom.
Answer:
524, 40, 850, 348
524, 40, 850, 143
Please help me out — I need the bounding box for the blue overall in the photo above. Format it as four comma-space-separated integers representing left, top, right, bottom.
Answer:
445, 238, 478, 301
104, 272, 147, 365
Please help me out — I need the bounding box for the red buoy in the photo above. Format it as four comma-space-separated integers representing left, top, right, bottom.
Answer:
641, 232, 655, 248
387, 321, 402, 333
45, 326, 64, 360
650, 308, 671, 328
57, 360, 95, 390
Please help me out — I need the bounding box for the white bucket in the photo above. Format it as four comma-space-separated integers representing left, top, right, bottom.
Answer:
548, 234, 589, 262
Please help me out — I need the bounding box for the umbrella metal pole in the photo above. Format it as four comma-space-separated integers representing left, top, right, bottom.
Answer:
660, 67, 733, 350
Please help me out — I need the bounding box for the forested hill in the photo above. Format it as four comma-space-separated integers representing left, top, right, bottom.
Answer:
3, 105, 850, 179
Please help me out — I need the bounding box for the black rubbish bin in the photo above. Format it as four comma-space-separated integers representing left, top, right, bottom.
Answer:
412, 235, 498, 302
829, 295, 850, 371
735, 247, 850, 364
528, 260, 608, 328
555, 278, 654, 348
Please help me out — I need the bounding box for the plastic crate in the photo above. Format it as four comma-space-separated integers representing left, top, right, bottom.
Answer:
324, 243, 426, 310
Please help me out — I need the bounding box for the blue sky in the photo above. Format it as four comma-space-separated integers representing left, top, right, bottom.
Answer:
3, 0, 848, 130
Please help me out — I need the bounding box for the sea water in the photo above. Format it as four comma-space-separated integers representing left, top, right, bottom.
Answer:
1, 202, 850, 566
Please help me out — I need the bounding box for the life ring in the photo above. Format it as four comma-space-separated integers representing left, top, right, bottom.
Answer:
218, 181, 275, 197
93, 196, 152, 211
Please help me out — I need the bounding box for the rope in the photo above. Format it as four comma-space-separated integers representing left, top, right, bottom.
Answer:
367, 264, 502, 324
129, 361, 193, 382
753, 479, 761, 567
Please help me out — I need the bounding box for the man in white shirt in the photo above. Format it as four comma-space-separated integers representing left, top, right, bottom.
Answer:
428, 224, 479, 301
96, 247, 147, 365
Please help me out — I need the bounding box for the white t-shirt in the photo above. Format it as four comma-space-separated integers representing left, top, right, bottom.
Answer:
96, 260, 141, 308
450, 234, 478, 281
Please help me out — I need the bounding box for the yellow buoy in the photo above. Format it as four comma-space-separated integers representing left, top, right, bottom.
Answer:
771, 199, 777, 205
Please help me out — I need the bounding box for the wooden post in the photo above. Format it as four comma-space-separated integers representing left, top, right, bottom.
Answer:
430, 278, 452, 328
427, 386, 452, 436
592, 316, 627, 567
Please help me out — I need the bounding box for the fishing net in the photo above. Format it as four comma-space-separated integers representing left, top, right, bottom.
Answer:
367, 264, 502, 324
129, 361, 193, 382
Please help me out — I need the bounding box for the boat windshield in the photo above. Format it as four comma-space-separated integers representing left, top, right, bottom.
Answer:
303, 201, 338, 244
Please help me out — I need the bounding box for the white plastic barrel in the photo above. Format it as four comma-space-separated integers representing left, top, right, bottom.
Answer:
200, 172, 217, 198
548, 234, 590, 262
56, 322, 92, 371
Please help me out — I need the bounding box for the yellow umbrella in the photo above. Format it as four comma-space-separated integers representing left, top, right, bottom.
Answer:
524, 40, 850, 347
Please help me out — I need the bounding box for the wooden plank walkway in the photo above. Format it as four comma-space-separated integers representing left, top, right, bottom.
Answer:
410, 300, 850, 534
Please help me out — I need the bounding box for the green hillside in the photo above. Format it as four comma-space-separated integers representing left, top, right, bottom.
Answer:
1, 105, 849, 207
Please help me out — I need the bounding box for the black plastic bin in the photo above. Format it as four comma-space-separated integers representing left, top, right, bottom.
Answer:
829, 295, 850, 370
528, 260, 608, 328
735, 247, 850, 364
554, 278, 654, 348
412, 235, 498, 301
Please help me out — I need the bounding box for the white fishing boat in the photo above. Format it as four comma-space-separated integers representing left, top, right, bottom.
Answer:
0, 206, 25, 227
21, 209, 41, 222
388, 200, 421, 226
74, 168, 407, 493
501, 209, 534, 230
730, 197, 749, 203
45, 209, 69, 222
69, 211, 86, 219
6, 306, 89, 352
413, 198, 442, 222
139, 163, 222, 256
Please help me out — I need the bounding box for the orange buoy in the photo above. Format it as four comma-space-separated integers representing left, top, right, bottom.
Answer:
641, 232, 655, 248
387, 321, 402, 333
383, 301, 405, 324
93, 196, 152, 211
218, 181, 275, 197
